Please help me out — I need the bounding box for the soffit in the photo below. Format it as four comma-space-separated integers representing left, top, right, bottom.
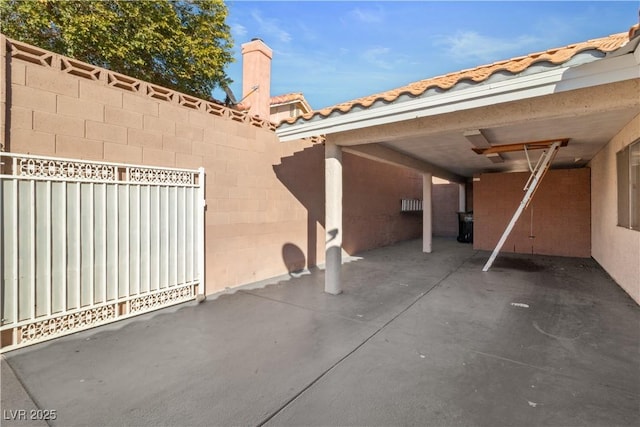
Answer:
374, 106, 639, 178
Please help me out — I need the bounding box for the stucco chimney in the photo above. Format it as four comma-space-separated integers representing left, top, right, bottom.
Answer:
241, 38, 273, 120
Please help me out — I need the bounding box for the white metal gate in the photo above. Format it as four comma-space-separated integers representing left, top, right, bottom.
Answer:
0, 152, 205, 352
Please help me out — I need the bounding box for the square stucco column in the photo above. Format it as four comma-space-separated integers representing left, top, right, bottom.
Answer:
325, 140, 343, 295
423, 173, 433, 253
241, 39, 272, 120
458, 182, 466, 212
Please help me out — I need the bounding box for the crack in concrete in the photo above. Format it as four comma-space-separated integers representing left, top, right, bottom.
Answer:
256, 251, 479, 427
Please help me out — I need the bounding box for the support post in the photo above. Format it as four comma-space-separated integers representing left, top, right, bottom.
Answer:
458, 183, 466, 212
325, 141, 342, 295
423, 173, 432, 253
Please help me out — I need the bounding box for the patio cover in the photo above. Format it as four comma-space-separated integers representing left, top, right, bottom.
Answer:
275, 31, 640, 294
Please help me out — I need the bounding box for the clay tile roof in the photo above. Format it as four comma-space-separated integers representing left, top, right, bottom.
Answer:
270, 92, 308, 106
279, 32, 629, 127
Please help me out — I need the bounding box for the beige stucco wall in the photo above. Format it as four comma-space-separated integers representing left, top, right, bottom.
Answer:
589, 113, 640, 304
343, 153, 423, 253
1, 35, 423, 295
474, 168, 591, 258
270, 102, 310, 125
432, 182, 459, 237
270, 104, 290, 124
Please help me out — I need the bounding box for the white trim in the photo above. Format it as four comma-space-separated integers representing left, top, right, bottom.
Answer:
197, 167, 206, 298
270, 100, 312, 114
0, 152, 198, 173
0, 175, 200, 187
277, 52, 639, 142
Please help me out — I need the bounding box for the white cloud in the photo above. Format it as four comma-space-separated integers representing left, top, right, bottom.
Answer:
435, 31, 542, 63
362, 47, 393, 70
250, 10, 291, 44
232, 23, 247, 38
349, 6, 385, 24
296, 21, 318, 42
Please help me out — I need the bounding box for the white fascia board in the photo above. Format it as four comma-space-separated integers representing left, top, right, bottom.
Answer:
270, 101, 294, 108
277, 53, 639, 142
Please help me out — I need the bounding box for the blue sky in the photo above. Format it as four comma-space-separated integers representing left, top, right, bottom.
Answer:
214, 1, 639, 110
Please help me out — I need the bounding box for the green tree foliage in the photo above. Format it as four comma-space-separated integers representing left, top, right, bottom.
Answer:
1, 0, 234, 99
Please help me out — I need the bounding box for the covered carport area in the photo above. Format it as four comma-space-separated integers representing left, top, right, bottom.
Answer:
276, 32, 640, 300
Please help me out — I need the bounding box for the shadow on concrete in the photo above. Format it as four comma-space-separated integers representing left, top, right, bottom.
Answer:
272, 144, 325, 269
281, 243, 306, 275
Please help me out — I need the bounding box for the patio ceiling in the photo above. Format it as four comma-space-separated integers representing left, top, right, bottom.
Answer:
340, 101, 639, 178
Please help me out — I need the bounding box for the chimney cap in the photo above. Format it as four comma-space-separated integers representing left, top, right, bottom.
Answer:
241, 38, 273, 58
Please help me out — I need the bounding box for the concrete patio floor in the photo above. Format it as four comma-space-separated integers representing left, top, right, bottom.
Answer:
2, 238, 639, 427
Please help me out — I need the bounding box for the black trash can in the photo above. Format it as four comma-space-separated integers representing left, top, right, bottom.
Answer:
457, 211, 473, 243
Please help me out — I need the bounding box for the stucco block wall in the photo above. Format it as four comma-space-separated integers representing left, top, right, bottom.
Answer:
589, 114, 640, 304
2, 36, 422, 295
343, 153, 423, 253
432, 182, 459, 237
474, 168, 591, 258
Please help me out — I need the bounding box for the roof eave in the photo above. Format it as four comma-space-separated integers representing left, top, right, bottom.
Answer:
271, 100, 313, 114
276, 50, 639, 142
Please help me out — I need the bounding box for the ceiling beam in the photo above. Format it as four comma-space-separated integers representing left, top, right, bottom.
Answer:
342, 143, 466, 184
486, 153, 505, 163
472, 138, 569, 155
463, 129, 491, 148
